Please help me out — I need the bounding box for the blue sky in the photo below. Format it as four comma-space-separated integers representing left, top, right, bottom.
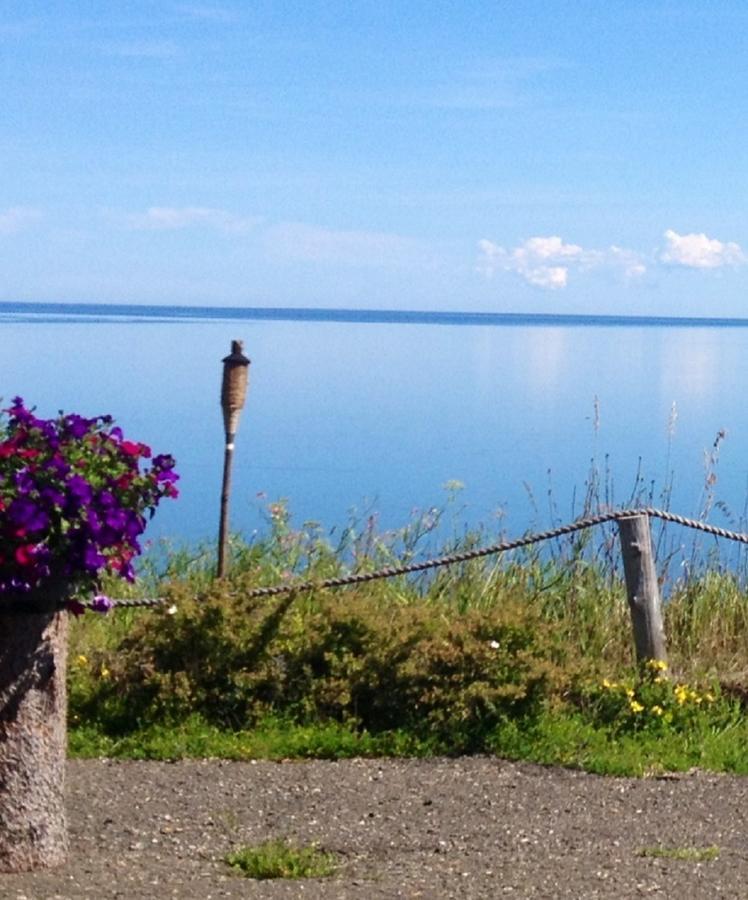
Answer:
1, 1, 747, 315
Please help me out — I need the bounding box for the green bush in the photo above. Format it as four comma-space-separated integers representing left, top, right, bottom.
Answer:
73, 576, 573, 752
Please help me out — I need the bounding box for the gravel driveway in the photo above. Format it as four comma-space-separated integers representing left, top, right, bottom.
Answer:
3, 757, 748, 899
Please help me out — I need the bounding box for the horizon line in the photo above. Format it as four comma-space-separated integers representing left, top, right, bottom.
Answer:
3, 300, 748, 328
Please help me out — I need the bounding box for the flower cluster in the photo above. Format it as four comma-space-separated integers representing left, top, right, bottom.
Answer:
583, 659, 718, 734
0, 397, 178, 607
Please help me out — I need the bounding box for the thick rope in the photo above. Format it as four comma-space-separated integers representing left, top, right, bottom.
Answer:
30, 505, 748, 611
238, 506, 748, 601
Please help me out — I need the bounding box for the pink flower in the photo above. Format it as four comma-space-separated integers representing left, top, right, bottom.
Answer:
14, 544, 36, 566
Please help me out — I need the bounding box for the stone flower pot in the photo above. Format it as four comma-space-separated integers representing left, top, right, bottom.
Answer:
0, 582, 70, 872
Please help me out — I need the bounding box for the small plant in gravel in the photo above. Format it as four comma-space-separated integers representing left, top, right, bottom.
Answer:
224, 839, 337, 879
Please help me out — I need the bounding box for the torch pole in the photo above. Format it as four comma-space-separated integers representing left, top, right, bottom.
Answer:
217, 435, 235, 579
217, 340, 250, 578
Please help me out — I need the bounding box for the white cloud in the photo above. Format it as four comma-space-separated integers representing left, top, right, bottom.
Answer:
608, 245, 648, 280
0, 206, 41, 235
660, 229, 745, 269
265, 222, 424, 267
478, 235, 648, 289
126, 207, 260, 234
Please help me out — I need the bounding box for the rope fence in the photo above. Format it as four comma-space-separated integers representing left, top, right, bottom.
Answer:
93, 505, 748, 611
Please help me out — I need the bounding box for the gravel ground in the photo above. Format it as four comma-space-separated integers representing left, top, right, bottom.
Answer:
3, 758, 748, 899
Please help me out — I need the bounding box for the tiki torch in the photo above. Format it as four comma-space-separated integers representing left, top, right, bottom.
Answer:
217, 339, 251, 577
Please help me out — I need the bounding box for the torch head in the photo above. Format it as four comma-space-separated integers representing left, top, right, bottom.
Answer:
221, 339, 251, 437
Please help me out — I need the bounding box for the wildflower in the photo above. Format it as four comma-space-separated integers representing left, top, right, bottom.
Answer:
166, 604, 178, 615
650, 705, 664, 716
90, 594, 114, 614
630, 700, 644, 714
76, 654, 88, 666
100, 666, 110, 679
646, 659, 668, 672
488, 640, 500, 649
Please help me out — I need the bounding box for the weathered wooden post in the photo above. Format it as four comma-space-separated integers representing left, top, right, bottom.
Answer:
217, 340, 251, 578
0, 584, 69, 872
617, 513, 668, 664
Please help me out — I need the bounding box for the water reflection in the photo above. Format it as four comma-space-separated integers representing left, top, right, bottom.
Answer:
2, 316, 748, 549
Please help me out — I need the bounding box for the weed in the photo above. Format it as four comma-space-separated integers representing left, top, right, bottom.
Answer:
224, 839, 337, 879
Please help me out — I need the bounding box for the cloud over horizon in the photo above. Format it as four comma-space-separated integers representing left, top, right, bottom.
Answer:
660, 229, 745, 269
477, 235, 646, 289
480, 229, 744, 289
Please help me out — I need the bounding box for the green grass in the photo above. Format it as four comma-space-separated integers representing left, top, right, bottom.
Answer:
224, 839, 337, 879
68, 702, 748, 777
69, 715, 424, 761
636, 845, 720, 862
66, 495, 748, 776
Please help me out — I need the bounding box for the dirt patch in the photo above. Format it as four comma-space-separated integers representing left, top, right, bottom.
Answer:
3, 757, 747, 898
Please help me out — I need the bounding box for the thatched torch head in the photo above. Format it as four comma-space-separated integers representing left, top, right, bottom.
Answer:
221, 340, 251, 437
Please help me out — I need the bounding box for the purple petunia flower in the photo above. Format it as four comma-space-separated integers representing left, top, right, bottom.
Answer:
7, 497, 50, 533
90, 594, 114, 614
67, 475, 93, 504
1, 398, 178, 607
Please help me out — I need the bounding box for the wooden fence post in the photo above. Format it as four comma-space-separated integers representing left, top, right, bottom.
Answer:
617, 513, 668, 664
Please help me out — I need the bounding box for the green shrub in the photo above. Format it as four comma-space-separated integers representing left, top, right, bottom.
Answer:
73, 576, 573, 751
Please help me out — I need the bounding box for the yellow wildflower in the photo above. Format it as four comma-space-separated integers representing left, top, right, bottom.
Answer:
625, 688, 635, 699
76, 654, 88, 667
650, 705, 664, 716
100, 667, 111, 679
646, 659, 668, 672
630, 700, 644, 714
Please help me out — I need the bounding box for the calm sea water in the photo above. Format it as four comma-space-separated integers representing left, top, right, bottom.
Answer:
3, 302, 748, 553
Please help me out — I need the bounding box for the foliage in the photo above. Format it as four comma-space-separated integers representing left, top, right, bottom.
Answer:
0, 397, 177, 606
224, 839, 337, 880
68, 496, 748, 772
73, 580, 572, 753
575, 659, 730, 736
68, 714, 422, 760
